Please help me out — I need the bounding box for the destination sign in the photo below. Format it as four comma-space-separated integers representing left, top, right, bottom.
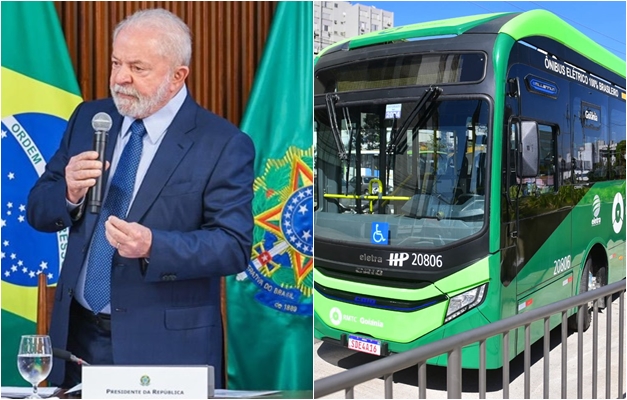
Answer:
543, 56, 623, 99
582, 101, 602, 130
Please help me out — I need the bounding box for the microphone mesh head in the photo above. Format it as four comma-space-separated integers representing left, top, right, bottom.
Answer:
92, 112, 113, 132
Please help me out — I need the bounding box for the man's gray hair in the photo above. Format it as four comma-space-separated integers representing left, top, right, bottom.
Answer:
114, 8, 192, 67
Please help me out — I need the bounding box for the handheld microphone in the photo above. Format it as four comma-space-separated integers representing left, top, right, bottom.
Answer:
53, 348, 91, 366
88, 112, 113, 214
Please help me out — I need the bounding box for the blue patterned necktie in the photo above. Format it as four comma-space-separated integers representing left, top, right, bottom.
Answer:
84, 119, 146, 313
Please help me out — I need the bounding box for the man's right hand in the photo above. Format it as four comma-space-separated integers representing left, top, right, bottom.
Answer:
65, 151, 108, 204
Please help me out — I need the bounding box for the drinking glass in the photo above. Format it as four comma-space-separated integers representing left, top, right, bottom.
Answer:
17, 335, 53, 399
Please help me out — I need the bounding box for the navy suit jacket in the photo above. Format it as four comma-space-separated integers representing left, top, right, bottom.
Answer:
27, 94, 255, 388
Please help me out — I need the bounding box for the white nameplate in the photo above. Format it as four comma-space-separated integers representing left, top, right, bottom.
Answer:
81, 365, 214, 399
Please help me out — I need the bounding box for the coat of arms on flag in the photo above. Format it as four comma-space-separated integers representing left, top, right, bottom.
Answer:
225, 2, 313, 390
236, 147, 313, 315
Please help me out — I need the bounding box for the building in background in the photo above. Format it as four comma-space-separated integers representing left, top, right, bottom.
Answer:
314, 1, 393, 54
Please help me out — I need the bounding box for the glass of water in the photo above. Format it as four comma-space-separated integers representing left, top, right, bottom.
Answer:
17, 335, 53, 399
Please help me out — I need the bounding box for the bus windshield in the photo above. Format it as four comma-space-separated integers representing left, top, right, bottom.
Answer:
315, 98, 490, 248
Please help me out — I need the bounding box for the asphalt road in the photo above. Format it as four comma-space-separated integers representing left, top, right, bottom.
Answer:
314, 296, 625, 399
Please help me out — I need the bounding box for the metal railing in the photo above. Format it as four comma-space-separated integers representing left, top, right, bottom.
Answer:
314, 280, 626, 399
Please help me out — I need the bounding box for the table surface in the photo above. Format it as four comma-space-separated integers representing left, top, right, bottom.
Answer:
52, 388, 313, 399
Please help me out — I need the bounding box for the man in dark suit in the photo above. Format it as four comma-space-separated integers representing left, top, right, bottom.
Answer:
26, 8, 254, 388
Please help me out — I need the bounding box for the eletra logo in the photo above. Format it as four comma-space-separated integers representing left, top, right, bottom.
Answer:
612, 192, 624, 234
593, 195, 601, 217
591, 195, 601, 226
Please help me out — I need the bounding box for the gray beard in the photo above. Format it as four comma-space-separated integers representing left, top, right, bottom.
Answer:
111, 80, 171, 119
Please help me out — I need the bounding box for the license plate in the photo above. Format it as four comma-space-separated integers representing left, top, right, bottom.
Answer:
348, 335, 381, 355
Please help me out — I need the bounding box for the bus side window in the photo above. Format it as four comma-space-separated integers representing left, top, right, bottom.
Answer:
536, 124, 557, 194
610, 102, 626, 180
508, 122, 557, 197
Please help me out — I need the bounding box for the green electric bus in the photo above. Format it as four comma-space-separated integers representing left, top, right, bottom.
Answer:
313, 10, 626, 367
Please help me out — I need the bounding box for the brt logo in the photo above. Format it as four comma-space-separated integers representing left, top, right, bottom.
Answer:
388, 252, 409, 266
613, 192, 624, 234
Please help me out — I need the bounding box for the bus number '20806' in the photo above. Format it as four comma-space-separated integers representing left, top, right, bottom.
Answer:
553, 255, 571, 275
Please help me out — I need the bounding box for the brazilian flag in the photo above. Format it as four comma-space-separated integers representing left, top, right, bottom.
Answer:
1, 2, 82, 386
225, 1, 313, 391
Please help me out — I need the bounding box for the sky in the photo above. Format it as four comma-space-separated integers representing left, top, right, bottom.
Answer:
354, 1, 626, 61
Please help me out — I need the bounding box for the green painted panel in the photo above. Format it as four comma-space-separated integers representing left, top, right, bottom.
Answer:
429, 334, 503, 369
514, 272, 573, 353
314, 256, 509, 367
433, 256, 489, 295
516, 211, 574, 297
513, 182, 625, 298
570, 182, 626, 286
499, 9, 625, 79
314, 267, 443, 301
314, 256, 496, 347
314, 289, 447, 343
607, 242, 627, 283
490, 33, 516, 253
318, 12, 513, 58
314, 305, 503, 368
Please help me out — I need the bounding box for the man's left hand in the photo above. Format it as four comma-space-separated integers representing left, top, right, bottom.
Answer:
105, 216, 152, 258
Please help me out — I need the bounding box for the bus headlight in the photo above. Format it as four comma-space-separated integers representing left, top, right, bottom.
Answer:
444, 283, 487, 323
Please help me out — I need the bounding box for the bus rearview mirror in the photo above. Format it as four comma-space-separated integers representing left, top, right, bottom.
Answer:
518, 121, 539, 178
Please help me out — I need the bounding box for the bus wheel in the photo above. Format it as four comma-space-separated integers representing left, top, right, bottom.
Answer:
568, 258, 593, 332
594, 266, 607, 309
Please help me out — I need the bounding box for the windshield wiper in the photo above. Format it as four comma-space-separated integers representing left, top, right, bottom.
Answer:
388, 86, 443, 155
325, 93, 347, 161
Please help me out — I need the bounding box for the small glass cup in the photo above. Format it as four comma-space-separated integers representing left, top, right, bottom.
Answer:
17, 335, 53, 399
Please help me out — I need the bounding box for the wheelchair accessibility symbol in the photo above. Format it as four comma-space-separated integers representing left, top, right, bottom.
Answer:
371, 222, 389, 245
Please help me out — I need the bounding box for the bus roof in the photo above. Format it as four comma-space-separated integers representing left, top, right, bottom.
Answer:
316, 12, 511, 58
317, 9, 625, 80
499, 10, 624, 79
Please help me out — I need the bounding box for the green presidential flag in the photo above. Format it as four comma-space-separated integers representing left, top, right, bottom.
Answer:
225, 1, 313, 391
1, 1, 82, 386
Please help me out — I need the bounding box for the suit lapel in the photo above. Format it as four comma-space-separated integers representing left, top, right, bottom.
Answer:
126, 95, 198, 222
103, 110, 124, 183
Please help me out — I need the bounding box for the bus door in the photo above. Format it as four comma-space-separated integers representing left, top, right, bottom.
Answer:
502, 117, 573, 353
502, 69, 574, 298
